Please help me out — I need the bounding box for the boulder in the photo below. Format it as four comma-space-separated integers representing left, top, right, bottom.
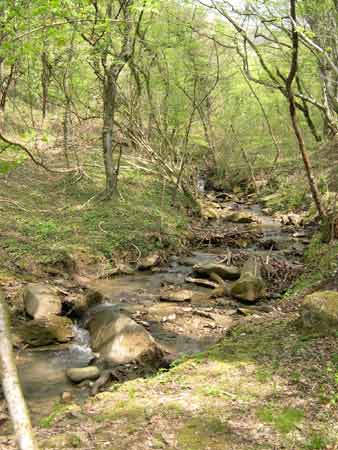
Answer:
23, 283, 61, 319
160, 289, 194, 303
230, 257, 266, 302
138, 253, 161, 270
62, 294, 90, 317
87, 310, 163, 365
193, 263, 240, 280
299, 291, 338, 335
66, 366, 101, 383
20, 316, 74, 347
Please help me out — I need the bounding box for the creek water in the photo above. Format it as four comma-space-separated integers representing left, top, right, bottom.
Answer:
11, 203, 307, 424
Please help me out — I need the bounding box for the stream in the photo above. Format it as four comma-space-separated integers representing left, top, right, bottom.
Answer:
10, 201, 310, 424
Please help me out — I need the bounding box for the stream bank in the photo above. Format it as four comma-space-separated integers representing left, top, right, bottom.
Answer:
0, 196, 312, 430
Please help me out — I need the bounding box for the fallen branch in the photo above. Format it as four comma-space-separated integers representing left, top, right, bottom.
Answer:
0, 131, 77, 174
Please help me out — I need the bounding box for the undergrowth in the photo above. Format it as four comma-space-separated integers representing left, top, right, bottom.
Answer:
0, 156, 192, 275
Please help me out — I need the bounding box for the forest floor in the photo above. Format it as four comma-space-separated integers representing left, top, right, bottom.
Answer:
0, 158, 191, 281
1, 159, 338, 450
2, 298, 338, 450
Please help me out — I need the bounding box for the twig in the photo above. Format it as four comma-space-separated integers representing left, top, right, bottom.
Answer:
0, 198, 30, 212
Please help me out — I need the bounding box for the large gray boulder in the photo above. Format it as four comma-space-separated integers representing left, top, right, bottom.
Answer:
23, 283, 61, 319
230, 257, 266, 302
20, 316, 74, 347
299, 291, 338, 335
87, 310, 163, 366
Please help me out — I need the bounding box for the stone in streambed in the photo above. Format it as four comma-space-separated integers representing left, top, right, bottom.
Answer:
160, 289, 194, 303
230, 257, 266, 302
66, 366, 101, 383
20, 316, 74, 347
23, 283, 61, 319
225, 211, 255, 224
193, 263, 240, 280
138, 253, 161, 270
87, 310, 163, 366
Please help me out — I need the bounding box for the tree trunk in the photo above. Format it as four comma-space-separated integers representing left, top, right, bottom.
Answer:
288, 95, 326, 219
287, 0, 326, 220
102, 71, 118, 197
41, 50, 50, 119
0, 290, 39, 450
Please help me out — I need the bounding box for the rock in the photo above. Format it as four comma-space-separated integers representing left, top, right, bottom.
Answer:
138, 253, 161, 270
230, 257, 266, 302
280, 213, 304, 227
60, 391, 73, 403
198, 200, 222, 219
66, 366, 101, 383
63, 294, 90, 317
191, 286, 228, 306
160, 289, 194, 302
87, 310, 163, 366
299, 291, 338, 335
193, 263, 240, 280
225, 211, 254, 224
23, 283, 61, 319
191, 292, 214, 307
116, 263, 135, 275
20, 316, 74, 347
103, 263, 135, 277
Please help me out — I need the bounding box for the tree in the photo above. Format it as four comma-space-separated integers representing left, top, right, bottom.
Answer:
198, 0, 328, 218
0, 290, 39, 450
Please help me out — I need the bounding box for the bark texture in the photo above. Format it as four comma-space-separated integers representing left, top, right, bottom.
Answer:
0, 290, 39, 450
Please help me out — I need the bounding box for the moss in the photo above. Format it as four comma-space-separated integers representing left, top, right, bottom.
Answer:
257, 406, 304, 434
178, 415, 231, 450
286, 234, 338, 297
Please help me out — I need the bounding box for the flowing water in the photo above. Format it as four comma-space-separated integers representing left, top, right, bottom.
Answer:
11, 202, 308, 424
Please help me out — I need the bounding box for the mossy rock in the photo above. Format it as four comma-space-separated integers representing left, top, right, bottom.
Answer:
299, 291, 338, 335
20, 316, 74, 346
230, 275, 266, 302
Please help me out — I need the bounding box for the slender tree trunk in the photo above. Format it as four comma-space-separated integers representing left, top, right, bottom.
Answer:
41, 49, 50, 119
0, 60, 15, 113
287, 0, 325, 220
289, 95, 325, 218
0, 290, 39, 450
230, 124, 258, 194
102, 71, 118, 197
63, 101, 70, 168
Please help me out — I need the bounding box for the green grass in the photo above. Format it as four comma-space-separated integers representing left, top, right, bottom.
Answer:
0, 158, 192, 273
39, 403, 70, 428
285, 232, 338, 297
303, 433, 332, 449
257, 406, 304, 434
